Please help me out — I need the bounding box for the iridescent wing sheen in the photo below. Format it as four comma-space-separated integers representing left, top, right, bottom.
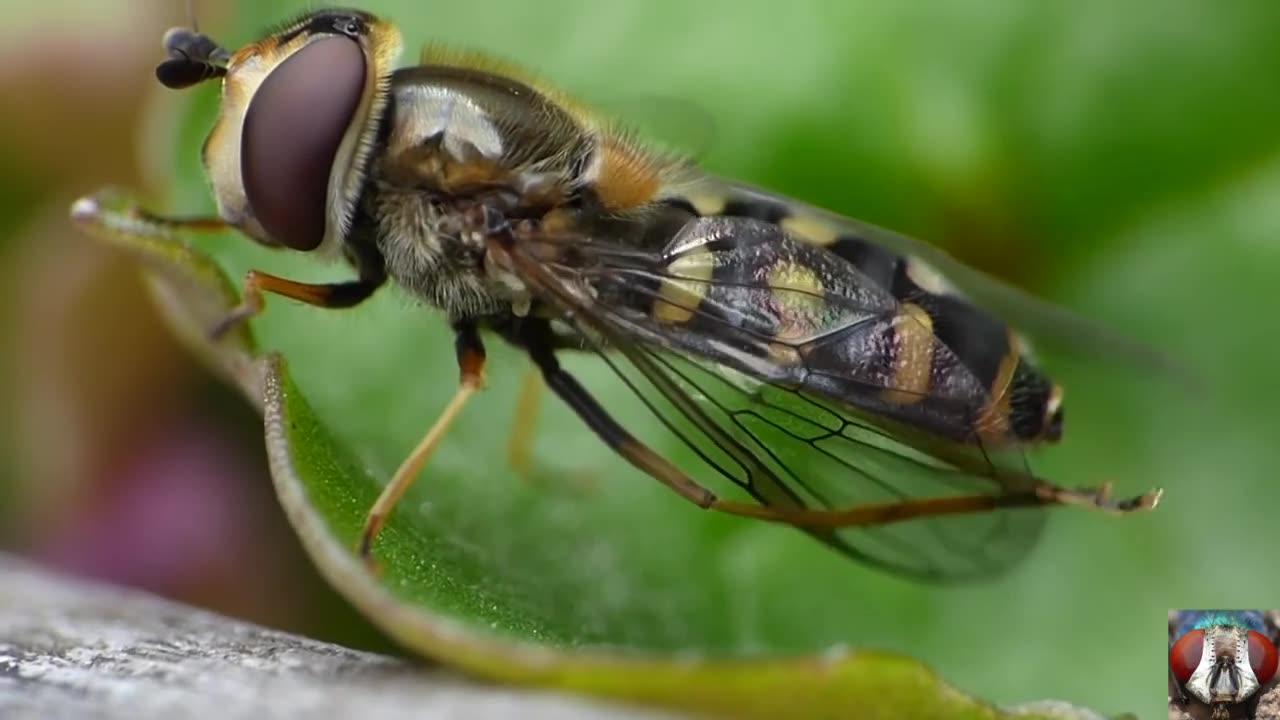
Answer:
697, 176, 1186, 378
506, 215, 1049, 578
558, 214, 1033, 448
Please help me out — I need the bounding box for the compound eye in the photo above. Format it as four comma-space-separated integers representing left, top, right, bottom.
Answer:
1249, 630, 1279, 684
242, 36, 366, 250
1170, 629, 1204, 683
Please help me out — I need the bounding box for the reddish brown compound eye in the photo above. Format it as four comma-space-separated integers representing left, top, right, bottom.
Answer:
1170, 629, 1204, 683
1249, 630, 1279, 683
242, 36, 366, 251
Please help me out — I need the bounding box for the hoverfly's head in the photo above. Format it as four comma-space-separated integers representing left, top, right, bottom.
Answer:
1171, 622, 1278, 706
157, 8, 402, 253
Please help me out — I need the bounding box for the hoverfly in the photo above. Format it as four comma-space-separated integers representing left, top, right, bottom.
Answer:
1170, 610, 1279, 719
80, 7, 1161, 581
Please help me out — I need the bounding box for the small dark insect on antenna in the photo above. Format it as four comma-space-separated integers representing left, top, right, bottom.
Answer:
155, 0, 230, 89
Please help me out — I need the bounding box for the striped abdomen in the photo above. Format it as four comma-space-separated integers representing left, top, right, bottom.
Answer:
652, 187, 1064, 448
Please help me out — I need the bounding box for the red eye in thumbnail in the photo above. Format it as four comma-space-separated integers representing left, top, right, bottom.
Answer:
1170, 629, 1205, 683
1248, 630, 1278, 684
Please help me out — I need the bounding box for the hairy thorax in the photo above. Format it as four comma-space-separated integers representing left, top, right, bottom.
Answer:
363, 183, 512, 319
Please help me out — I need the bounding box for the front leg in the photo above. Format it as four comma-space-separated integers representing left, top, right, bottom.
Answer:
213, 214, 389, 339
211, 269, 385, 339
69, 188, 387, 339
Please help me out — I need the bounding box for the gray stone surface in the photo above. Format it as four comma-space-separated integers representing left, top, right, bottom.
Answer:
0, 556, 675, 720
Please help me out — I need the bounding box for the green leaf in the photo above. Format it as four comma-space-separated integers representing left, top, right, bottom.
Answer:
92, 1, 1280, 718
264, 353, 1091, 720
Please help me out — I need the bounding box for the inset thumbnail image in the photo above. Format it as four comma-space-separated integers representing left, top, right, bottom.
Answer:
1170, 610, 1280, 719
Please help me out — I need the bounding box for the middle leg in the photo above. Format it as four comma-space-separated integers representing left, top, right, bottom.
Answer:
357, 321, 486, 562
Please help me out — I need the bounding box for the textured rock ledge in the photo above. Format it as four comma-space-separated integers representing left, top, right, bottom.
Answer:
0, 556, 671, 720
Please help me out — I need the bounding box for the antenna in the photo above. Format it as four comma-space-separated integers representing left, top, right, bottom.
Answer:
155, 0, 228, 89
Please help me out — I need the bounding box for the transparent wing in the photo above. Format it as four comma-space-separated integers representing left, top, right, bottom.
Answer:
548, 214, 1032, 446
594, 94, 717, 162
597, 345, 1046, 579
704, 177, 1190, 379
502, 216, 1049, 579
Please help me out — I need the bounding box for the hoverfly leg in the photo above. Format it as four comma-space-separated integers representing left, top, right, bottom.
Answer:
709, 494, 1017, 528
210, 270, 384, 340
357, 321, 486, 567
712, 483, 1160, 529
505, 366, 543, 477
511, 313, 1154, 528
516, 319, 719, 508
68, 189, 386, 340
1032, 480, 1163, 513
529, 360, 1020, 528
469, 204, 542, 478
502, 366, 599, 491
712, 477, 1161, 528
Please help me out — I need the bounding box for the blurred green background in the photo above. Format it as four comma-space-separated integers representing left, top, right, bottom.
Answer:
2, 1, 1279, 718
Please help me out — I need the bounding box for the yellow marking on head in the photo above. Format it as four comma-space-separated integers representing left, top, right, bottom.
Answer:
203, 14, 402, 252
976, 332, 1021, 443
767, 261, 826, 342
653, 249, 715, 324
336, 18, 404, 242
781, 214, 840, 246
230, 42, 264, 67
880, 303, 936, 405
